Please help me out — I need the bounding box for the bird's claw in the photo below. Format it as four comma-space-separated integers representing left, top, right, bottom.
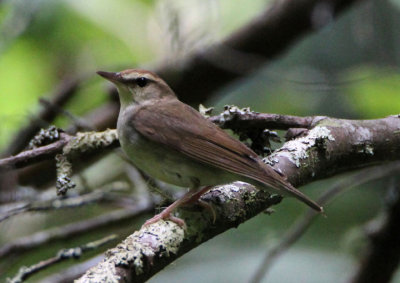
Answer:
142, 212, 186, 228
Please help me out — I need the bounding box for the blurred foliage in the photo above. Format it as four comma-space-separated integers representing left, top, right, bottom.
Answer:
0, 39, 53, 146
345, 67, 400, 117
0, 0, 268, 149
1, 0, 400, 282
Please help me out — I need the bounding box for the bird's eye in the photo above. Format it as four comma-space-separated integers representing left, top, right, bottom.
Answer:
136, 77, 148, 87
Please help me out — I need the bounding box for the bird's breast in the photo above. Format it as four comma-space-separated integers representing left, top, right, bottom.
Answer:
117, 109, 237, 188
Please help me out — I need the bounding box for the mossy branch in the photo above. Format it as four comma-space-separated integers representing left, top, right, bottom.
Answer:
77, 113, 400, 282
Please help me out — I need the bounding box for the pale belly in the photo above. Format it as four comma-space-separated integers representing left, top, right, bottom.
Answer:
118, 125, 237, 189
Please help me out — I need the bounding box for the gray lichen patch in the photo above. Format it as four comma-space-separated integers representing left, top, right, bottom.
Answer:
64, 129, 118, 156
28, 125, 61, 149
263, 155, 279, 166
355, 126, 372, 141
55, 153, 75, 195
354, 142, 374, 155
212, 182, 251, 198
198, 104, 214, 117
112, 221, 183, 274
75, 259, 120, 283
206, 182, 261, 222
344, 123, 375, 156
77, 221, 184, 282
216, 105, 254, 125
265, 126, 335, 168
364, 144, 374, 155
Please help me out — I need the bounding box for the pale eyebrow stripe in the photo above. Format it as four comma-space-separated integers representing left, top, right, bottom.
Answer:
124, 77, 155, 84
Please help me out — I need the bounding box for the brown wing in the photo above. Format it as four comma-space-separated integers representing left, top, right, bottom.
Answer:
131, 99, 322, 212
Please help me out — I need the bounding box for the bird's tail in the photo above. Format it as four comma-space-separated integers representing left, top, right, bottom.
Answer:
243, 160, 324, 213
255, 169, 323, 213
279, 181, 324, 213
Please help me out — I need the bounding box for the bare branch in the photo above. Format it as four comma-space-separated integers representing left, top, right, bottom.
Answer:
8, 234, 117, 283
0, 204, 153, 259
0, 182, 129, 223
0, 130, 119, 173
40, 255, 105, 283
0, 133, 71, 171
209, 105, 317, 130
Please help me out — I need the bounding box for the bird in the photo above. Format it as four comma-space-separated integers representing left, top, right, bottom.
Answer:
97, 69, 323, 226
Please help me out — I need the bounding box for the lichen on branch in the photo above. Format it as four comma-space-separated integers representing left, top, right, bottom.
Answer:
55, 129, 118, 196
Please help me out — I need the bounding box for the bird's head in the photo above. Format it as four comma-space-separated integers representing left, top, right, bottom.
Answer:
97, 69, 176, 108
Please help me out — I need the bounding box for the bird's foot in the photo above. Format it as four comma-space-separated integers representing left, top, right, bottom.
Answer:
181, 186, 216, 223
142, 210, 186, 228
142, 186, 215, 228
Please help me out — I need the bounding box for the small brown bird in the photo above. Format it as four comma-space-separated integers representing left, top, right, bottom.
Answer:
97, 69, 323, 226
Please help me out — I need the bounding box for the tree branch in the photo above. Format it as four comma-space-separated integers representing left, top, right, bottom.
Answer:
0, 204, 153, 259
0, 130, 119, 174
0, 182, 129, 223
77, 183, 282, 283
8, 234, 117, 283
40, 255, 105, 283
77, 114, 400, 282
0, 133, 71, 171
209, 105, 316, 131
3, 112, 399, 176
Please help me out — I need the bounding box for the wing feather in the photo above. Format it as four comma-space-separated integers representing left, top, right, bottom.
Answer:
131, 100, 260, 175
130, 99, 322, 212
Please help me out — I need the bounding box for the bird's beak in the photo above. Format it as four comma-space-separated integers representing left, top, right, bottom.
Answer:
96, 71, 123, 83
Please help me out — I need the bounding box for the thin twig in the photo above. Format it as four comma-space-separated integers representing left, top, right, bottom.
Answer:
209, 106, 317, 130
250, 161, 400, 283
40, 255, 105, 283
0, 203, 153, 259
0, 133, 71, 171
0, 129, 120, 173
0, 182, 129, 223
8, 234, 117, 283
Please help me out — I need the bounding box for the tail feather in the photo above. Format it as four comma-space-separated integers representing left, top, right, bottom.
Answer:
254, 166, 324, 213
280, 182, 323, 213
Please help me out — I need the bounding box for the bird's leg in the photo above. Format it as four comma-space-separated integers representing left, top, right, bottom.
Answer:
143, 192, 192, 227
182, 186, 212, 204
143, 186, 213, 227
181, 186, 216, 223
